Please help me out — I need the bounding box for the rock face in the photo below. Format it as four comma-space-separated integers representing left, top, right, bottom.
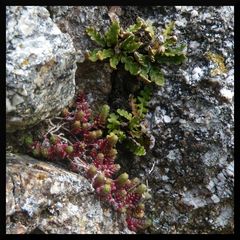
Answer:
118, 6, 234, 233
6, 154, 133, 234
6, 6, 77, 132
6, 5, 234, 234
48, 6, 113, 112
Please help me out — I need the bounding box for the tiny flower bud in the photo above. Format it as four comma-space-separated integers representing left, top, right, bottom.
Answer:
87, 131, 98, 140
40, 147, 49, 158
114, 164, 121, 172
116, 173, 129, 186
171, 35, 178, 41
75, 110, 85, 121
86, 165, 97, 179
93, 173, 105, 188
97, 153, 104, 161
72, 121, 81, 130
65, 145, 74, 154
50, 134, 59, 144
158, 45, 165, 54
99, 184, 111, 196
117, 206, 126, 213
107, 148, 118, 157
135, 184, 147, 194
82, 122, 91, 130
107, 133, 118, 146
95, 130, 102, 138
132, 177, 141, 186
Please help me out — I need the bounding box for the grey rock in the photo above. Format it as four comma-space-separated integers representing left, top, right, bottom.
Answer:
120, 6, 233, 234
6, 5, 234, 234
48, 6, 112, 111
6, 154, 134, 234
48, 6, 111, 63
6, 6, 77, 132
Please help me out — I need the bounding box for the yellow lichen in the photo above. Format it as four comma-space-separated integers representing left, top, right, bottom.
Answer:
204, 52, 228, 76
21, 58, 29, 66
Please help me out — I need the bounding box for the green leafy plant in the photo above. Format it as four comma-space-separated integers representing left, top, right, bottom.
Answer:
24, 93, 152, 232
106, 86, 152, 156
86, 17, 187, 86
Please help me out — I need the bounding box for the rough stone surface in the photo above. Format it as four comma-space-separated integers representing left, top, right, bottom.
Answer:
75, 61, 112, 113
6, 6, 77, 132
118, 6, 234, 233
6, 5, 234, 234
48, 6, 113, 112
6, 154, 133, 234
48, 6, 111, 63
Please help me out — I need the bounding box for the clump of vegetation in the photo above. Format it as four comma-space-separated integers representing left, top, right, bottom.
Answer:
24, 93, 152, 232
86, 17, 187, 86
106, 86, 153, 156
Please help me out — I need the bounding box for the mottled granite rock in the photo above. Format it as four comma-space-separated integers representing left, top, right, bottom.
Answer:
119, 6, 234, 233
6, 6, 77, 132
6, 5, 234, 234
6, 154, 133, 234
48, 6, 111, 63
48, 6, 113, 112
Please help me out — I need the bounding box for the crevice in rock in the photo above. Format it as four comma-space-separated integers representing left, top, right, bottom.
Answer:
29, 227, 45, 234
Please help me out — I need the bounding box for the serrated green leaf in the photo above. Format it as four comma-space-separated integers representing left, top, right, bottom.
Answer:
117, 109, 133, 121
119, 34, 142, 53
86, 27, 106, 47
162, 21, 175, 39
144, 20, 155, 39
129, 117, 140, 131
105, 20, 120, 47
156, 54, 187, 65
109, 54, 120, 69
134, 52, 149, 67
126, 138, 146, 156
134, 145, 146, 156
121, 56, 140, 75
126, 17, 143, 33
86, 49, 99, 62
111, 129, 126, 142
107, 113, 121, 130
139, 66, 152, 83
149, 66, 165, 86
96, 49, 114, 60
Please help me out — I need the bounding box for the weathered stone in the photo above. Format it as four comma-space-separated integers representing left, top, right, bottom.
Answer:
6, 154, 133, 234
6, 5, 234, 234
118, 6, 234, 234
6, 6, 77, 132
48, 6, 113, 112
48, 6, 111, 63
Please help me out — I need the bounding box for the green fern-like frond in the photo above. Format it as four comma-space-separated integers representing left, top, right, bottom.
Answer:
86, 27, 106, 47
105, 20, 120, 47
117, 109, 133, 121
107, 113, 121, 131
126, 139, 146, 156
162, 21, 175, 40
